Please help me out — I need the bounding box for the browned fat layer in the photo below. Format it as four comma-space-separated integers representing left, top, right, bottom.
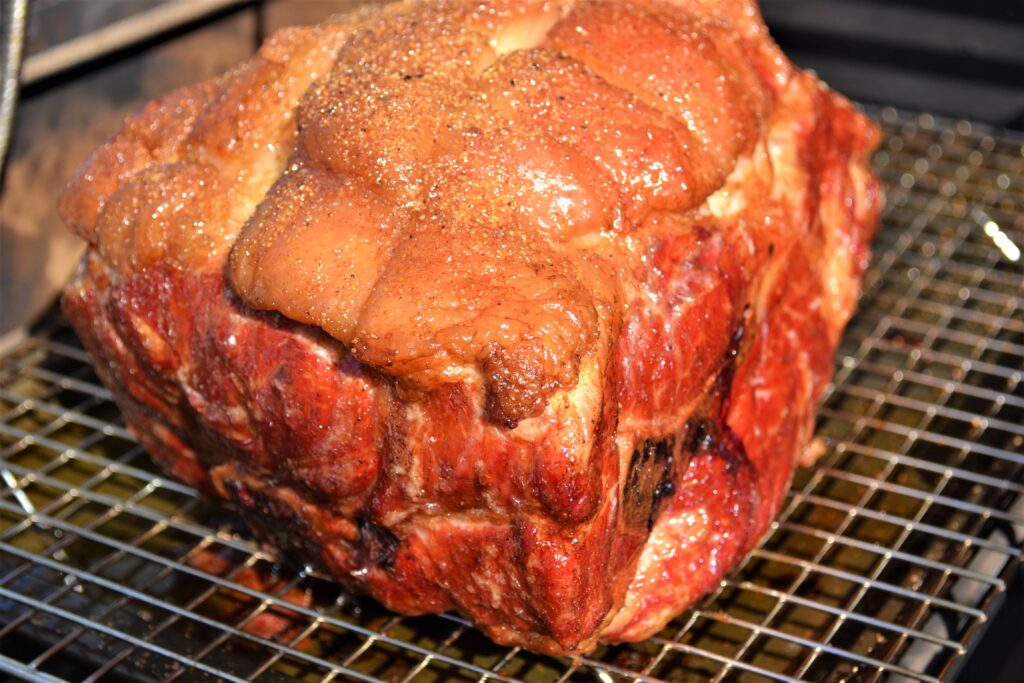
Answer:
58, 0, 882, 657
222, 0, 770, 424
56, 0, 776, 427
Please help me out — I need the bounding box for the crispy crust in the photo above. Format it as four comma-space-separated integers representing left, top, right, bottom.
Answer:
60, 0, 881, 654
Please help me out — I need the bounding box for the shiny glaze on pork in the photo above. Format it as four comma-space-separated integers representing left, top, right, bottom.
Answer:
60, 0, 881, 654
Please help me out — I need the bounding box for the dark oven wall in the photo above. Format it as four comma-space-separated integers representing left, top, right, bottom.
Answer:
760, 0, 1024, 129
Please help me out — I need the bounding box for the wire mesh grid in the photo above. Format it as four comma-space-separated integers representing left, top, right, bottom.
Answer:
0, 107, 1021, 683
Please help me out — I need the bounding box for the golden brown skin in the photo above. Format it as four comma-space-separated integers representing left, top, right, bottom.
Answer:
59, 0, 881, 655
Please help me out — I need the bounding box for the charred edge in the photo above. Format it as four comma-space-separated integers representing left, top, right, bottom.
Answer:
684, 415, 753, 477
716, 309, 749, 416
224, 478, 290, 531
223, 478, 326, 568
687, 418, 714, 453
225, 478, 255, 508
624, 438, 675, 532
357, 517, 399, 570
717, 424, 754, 478
653, 470, 675, 517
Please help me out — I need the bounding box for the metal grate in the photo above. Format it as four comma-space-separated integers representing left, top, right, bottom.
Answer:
0, 107, 1022, 683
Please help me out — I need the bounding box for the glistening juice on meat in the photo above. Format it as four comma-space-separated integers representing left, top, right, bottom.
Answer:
58, 0, 882, 655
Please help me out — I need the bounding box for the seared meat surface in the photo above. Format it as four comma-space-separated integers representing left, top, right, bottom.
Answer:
59, 0, 881, 654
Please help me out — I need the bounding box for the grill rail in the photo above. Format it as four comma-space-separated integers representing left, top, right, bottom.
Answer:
0, 108, 1021, 682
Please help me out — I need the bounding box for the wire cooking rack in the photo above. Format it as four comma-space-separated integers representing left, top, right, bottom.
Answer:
0, 108, 1022, 683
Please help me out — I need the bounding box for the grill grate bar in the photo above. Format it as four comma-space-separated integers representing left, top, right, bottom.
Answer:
0, 542, 327, 672
824, 439, 1024, 494
909, 258, 1023, 295
686, 612, 941, 683
0, 422, 195, 496
0, 480, 169, 647
840, 359, 1024, 412
0, 458, 254, 556
829, 385, 1024, 439
851, 336, 1020, 381
242, 617, 327, 683
0, 656, 67, 683
0, 389, 133, 440
892, 294, 1022, 334
776, 521, 1003, 586
724, 580, 964, 651
0, 448, 144, 585
0, 586, 253, 683
28, 517, 182, 676
814, 468, 1024, 525
655, 640, 811, 683
0, 497, 523, 682
16, 364, 116, 403
91, 537, 272, 683
816, 410, 1024, 467
751, 548, 989, 619
877, 315, 1023, 358
786, 494, 1019, 557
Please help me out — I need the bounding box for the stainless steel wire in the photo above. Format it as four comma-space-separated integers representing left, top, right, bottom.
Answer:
0, 0, 27, 170
0, 108, 1021, 682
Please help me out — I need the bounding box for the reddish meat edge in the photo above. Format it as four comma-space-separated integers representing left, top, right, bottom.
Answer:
59, 3, 881, 657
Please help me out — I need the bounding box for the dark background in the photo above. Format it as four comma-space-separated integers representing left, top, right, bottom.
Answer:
761, 0, 1024, 129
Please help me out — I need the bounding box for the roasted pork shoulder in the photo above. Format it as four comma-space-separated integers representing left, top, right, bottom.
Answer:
59, 0, 881, 655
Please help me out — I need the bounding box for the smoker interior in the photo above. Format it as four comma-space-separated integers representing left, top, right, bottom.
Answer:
0, 109, 1021, 683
